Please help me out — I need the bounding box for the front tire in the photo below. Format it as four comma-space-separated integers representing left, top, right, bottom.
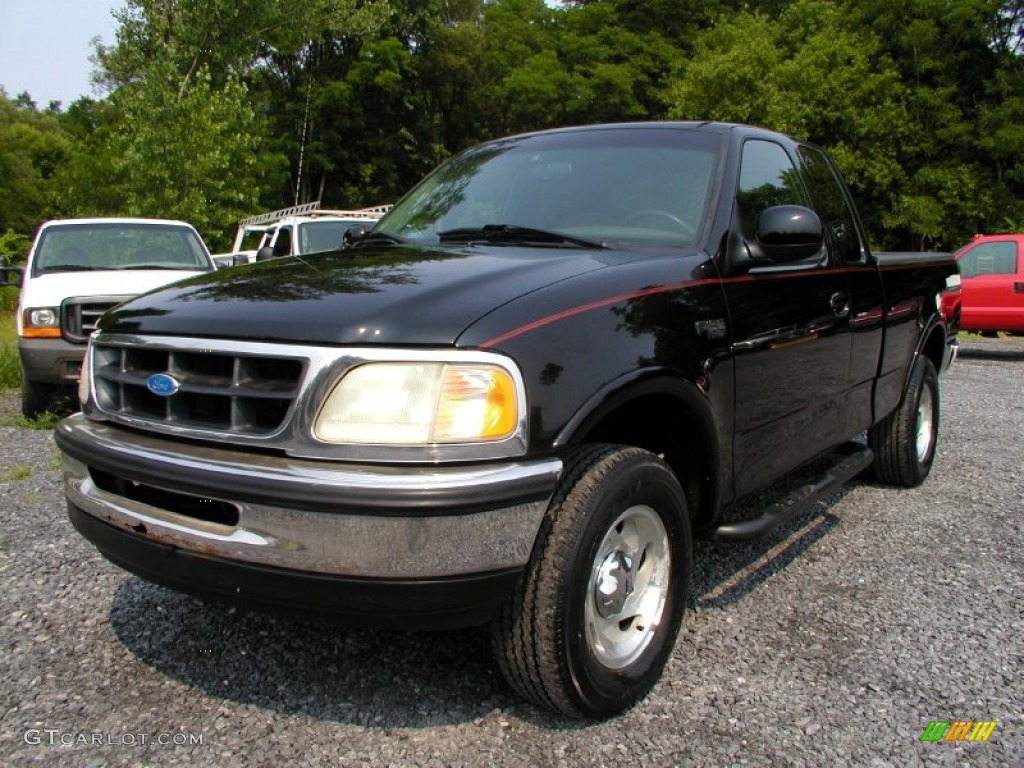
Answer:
21, 374, 54, 419
492, 445, 691, 718
869, 355, 939, 487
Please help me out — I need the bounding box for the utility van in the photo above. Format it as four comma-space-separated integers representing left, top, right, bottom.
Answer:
8, 218, 215, 416
213, 202, 389, 266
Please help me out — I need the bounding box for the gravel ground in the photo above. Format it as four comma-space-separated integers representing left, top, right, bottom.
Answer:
0, 339, 1021, 767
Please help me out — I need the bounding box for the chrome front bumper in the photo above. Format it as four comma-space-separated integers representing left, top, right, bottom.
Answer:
57, 415, 560, 581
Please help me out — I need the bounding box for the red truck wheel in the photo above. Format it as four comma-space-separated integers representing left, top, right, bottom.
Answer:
491, 445, 691, 718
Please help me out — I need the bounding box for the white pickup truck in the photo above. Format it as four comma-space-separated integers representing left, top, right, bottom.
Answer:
214, 202, 390, 266
6, 218, 216, 417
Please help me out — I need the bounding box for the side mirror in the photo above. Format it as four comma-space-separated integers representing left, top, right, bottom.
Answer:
232, 253, 249, 267
255, 245, 275, 262
0, 265, 25, 287
342, 222, 375, 248
753, 205, 824, 263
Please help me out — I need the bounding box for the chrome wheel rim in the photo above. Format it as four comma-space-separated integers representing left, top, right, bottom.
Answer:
915, 385, 935, 462
585, 504, 671, 669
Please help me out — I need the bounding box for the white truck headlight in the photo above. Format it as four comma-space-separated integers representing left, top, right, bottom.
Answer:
22, 307, 61, 338
314, 361, 520, 445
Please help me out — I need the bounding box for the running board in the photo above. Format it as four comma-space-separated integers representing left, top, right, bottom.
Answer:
713, 444, 874, 543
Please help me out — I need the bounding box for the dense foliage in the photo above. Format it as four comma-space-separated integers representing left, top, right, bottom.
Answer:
1, 0, 1021, 252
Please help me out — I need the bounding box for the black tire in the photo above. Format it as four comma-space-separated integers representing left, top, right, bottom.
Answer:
869, 355, 939, 487
491, 445, 692, 718
21, 375, 54, 419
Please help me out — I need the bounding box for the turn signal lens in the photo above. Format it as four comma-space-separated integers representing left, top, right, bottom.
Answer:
433, 366, 517, 441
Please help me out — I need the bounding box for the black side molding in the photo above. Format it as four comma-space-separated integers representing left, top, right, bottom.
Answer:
713, 443, 874, 543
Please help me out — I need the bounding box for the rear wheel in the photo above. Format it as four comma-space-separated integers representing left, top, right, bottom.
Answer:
869, 355, 939, 487
492, 445, 691, 718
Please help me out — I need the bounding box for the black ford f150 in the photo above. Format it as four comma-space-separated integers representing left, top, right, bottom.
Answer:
57, 122, 958, 718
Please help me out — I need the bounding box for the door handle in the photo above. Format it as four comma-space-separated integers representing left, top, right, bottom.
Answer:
1014, 282, 1024, 294
830, 292, 850, 318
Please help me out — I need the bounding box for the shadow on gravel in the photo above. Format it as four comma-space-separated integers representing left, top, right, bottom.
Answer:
690, 488, 848, 610
108, 578, 531, 728
106, 482, 854, 732
956, 344, 1024, 362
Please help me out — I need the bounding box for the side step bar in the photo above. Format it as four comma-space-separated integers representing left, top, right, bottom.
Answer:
713, 443, 874, 543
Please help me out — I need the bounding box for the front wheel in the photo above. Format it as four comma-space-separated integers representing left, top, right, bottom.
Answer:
21, 375, 54, 419
491, 445, 691, 718
869, 355, 939, 487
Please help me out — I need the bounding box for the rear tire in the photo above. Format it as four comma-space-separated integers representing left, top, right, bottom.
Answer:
869, 356, 939, 487
491, 445, 691, 718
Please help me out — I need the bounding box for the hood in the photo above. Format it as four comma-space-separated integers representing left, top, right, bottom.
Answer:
21, 269, 209, 309
99, 245, 621, 345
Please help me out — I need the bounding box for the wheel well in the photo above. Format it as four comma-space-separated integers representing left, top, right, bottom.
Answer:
921, 324, 947, 372
572, 392, 718, 529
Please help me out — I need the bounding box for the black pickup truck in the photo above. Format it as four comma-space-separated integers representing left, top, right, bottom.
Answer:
57, 122, 958, 718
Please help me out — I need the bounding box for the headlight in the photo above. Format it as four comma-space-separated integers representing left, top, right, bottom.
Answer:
315, 361, 520, 445
22, 307, 61, 338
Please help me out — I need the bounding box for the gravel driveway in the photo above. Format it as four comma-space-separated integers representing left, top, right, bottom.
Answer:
1, 339, 1021, 767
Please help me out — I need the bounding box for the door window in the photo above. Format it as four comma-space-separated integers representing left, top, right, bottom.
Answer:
959, 241, 1018, 277
798, 146, 865, 263
273, 227, 293, 257
736, 140, 810, 241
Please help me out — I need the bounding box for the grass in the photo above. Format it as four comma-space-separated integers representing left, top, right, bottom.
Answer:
0, 285, 16, 314
1, 286, 18, 389
2, 465, 32, 482
14, 411, 61, 430
0, 347, 17, 390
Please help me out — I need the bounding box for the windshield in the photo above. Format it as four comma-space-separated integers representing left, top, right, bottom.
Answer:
374, 127, 720, 248
33, 222, 211, 274
298, 219, 371, 254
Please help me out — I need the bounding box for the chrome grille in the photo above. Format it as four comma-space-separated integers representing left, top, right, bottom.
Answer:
91, 339, 306, 435
61, 297, 125, 343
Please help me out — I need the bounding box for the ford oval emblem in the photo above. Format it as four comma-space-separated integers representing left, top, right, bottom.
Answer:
146, 373, 180, 397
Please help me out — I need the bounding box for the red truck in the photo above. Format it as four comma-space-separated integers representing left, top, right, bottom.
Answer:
954, 234, 1024, 335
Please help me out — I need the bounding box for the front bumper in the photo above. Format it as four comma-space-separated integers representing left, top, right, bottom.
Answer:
57, 415, 561, 628
19, 337, 85, 385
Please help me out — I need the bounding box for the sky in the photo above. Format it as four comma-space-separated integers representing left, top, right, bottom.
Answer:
0, 0, 122, 108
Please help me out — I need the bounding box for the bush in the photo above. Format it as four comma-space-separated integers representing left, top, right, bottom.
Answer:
0, 230, 30, 264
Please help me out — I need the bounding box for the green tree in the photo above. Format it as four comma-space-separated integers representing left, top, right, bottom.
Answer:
0, 90, 74, 235
666, 3, 908, 242
59, 0, 393, 247
841, 0, 1024, 246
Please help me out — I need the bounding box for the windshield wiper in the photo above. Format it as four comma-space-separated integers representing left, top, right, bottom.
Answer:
437, 224, 607, 250
40, 264, 102, 272
349, 231, 407, 247
114, 265, 193, 270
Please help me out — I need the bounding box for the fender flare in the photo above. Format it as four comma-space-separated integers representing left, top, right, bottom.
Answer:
552, 369, 724, 521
